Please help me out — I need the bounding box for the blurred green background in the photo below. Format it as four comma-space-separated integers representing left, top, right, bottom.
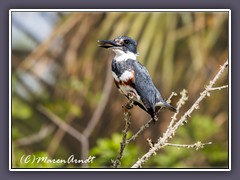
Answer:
11, 11, 229, 168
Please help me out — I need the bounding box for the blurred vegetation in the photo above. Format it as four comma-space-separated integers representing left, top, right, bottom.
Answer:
11, 11, 229, 168
90, 133, 141, 168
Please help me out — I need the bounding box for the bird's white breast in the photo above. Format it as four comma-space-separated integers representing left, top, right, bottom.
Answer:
112, 70, 134, 82
119, 71, 133, 81
113, 49, 137, 62
111, 72, 145, 109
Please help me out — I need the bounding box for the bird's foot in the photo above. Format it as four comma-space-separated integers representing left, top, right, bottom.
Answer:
125, 92, 135, 109
127, 92, 136, 100
125, 101, 134, 109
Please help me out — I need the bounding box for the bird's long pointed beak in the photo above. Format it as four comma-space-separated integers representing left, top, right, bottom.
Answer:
97, 40, 121, 48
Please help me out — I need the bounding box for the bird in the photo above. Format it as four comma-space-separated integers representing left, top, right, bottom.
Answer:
98, 36, 176, 122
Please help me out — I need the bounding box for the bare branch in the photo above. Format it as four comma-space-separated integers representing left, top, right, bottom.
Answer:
15, 124, 55, 147
207, 85, 228, 91
112, 100, 133, 168
37, 105, 89, 162
126, 118, 152, 144
165, 141, 212, 150
167, 89, 188, 131
131, 60, 228, 168
47, 115, 75, 158
83, 59, 113, 138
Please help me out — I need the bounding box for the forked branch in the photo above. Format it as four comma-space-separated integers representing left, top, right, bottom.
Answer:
131, 60, 228, 168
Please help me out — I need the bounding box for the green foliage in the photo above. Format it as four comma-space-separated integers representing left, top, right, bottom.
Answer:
12, 97, 43, 141
89, 133, 142, 168
177, 114, 221, 141
12, 98, 32, 120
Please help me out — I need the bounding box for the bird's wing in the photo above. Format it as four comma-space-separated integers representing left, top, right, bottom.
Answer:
127, 60, 176, 114
130, 60, 157, 113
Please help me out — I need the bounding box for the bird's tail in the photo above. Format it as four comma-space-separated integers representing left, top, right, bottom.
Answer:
164, 102, 177, 113
155, 100, 177, 113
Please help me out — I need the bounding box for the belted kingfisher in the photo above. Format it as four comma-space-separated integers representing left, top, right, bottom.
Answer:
98, 36, 176, 121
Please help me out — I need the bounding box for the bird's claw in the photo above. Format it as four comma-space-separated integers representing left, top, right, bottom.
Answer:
125, 103, 133, 109
127, 92, 135, 100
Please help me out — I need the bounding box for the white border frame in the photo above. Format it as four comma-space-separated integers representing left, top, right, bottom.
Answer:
9, 9, 231, 171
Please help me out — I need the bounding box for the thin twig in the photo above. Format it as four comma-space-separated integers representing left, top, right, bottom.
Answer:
126, 118, 152, 144
126, 92, 177, 144
207, 85, 228, 91
165, 141, 212, 150
131, 60, 228, 168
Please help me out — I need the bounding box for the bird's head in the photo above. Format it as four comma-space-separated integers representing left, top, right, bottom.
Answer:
98, 36, 138, 55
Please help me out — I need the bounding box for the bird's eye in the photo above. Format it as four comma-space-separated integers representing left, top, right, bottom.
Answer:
124, 39, 130, 44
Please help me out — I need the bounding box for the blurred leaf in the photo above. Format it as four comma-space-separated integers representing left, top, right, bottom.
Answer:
12, 98, 32, 120
89, 133, 142, 168
178, 114, 221, 140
